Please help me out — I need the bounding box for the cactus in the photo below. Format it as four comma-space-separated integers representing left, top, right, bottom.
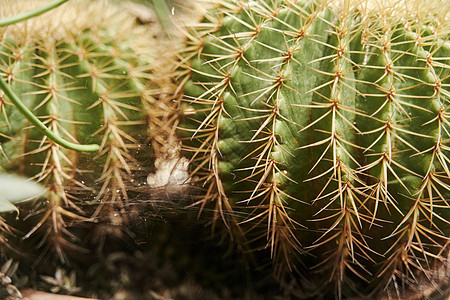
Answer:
0, 0, 159, 262
179, 0, 450, 297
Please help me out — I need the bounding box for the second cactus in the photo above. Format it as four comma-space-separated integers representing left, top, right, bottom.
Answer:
0, 0, 159, 261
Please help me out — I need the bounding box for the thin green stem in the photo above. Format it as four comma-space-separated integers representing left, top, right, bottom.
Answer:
152, 0, 173, 30
0, 77, 99, 153
0, 0, 70, 27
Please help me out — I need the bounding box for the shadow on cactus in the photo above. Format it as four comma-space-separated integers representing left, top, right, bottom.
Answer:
0, 0, 161, 263
178, 0, 450, 298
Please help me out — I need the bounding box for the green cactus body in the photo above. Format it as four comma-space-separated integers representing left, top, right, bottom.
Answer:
0, 0, 155, 260
180, 0, 450, 296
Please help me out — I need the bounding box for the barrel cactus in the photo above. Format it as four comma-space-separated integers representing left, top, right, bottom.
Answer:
179, 0, 450, 297
0, 0, 162, 262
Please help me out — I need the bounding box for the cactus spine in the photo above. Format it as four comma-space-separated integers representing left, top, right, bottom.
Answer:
0, 0, 157, 261
179, 0, 450, 297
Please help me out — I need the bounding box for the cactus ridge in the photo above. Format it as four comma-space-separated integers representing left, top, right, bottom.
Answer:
0, 0, 156, 262
179, 0, 450, 296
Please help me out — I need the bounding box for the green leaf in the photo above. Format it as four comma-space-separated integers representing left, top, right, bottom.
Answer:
0, 174, 46, 213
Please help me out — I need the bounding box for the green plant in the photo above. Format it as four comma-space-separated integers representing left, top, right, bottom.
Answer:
0, 0, 159, 262
179, 0, 450, 297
